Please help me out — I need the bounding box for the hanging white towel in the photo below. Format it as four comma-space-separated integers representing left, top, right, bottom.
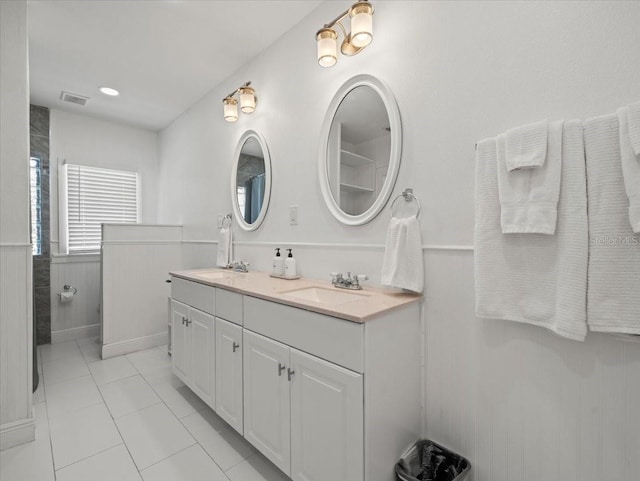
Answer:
381, 215, 424, 293
584, 113, 640, 335
496, 120, 563, 234
626, 101, 640, 157
216, 226, 232, 268
618, 107, 640, 233
504, 119, 549, 171
474, 120, 588, 341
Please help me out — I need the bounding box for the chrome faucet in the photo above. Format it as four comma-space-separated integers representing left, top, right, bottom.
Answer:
330, 272, 368, 290
232, 261, 250, 273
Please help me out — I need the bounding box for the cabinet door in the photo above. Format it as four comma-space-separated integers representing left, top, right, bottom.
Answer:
170, 300, 190, 384
243, 330, 291, 476
290, 349, 364, 481
215, 318, 243, 434
189, 308, 215, 408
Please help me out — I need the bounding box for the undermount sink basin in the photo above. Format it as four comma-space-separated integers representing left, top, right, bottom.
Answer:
197, 271, 236, 280
281, 286, 369, 305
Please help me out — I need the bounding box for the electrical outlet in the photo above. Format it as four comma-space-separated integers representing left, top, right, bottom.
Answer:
289, 205, 298, 225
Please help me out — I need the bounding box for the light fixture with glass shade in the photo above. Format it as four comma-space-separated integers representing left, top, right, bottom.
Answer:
222, 81, 256, 122
315, 0, 374, 67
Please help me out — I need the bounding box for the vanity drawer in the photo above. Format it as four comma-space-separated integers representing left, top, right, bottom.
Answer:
243, 296, 364, 373
216, 289, 243, 325
171, 277, 215, 315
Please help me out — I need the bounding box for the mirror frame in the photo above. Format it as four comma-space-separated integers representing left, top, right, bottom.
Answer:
230, 130, 272, 231
318, 74, 402, 225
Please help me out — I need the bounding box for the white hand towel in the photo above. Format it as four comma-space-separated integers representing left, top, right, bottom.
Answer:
496, 120, 563, 234
475, 121, 588, 341
627, 101, 640, 157
216, 226, 232, 268
381, 215, 424, 293
504, 119, 549, 171
618, 107, 640, 233
584, 113, 640, 335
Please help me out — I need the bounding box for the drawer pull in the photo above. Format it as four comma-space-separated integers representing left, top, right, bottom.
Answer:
287, 368, 295, 381
182, 316, 188, 325
278, 363, 286, 376
232, 342, 240, 352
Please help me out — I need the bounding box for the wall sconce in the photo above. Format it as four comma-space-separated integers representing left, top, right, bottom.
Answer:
316, 0, 374, 68
223, 81, 256, 122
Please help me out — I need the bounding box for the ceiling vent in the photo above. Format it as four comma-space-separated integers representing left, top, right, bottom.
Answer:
60, 90, 89, 106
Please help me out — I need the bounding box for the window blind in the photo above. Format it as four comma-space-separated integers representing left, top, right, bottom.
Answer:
66, 164, 139, 252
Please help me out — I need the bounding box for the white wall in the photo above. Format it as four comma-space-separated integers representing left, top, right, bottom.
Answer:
157, 1, 640, 480
0, 0, 34, 449
48, 109, 159, 340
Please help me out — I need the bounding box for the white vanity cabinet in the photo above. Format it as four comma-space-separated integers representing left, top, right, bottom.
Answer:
244, 329, 364, 480
215, 317, 243, 434
170, 272, 421, 481
169, 299, 215, 408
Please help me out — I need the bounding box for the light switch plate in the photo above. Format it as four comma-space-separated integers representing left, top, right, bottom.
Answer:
289, 205, 298, 225
217, 215, 224, 228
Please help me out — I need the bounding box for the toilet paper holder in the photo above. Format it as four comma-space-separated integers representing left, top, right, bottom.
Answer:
58, 285, 78, 298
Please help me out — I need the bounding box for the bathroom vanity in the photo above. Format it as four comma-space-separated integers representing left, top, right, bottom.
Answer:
169, 268, 421, 481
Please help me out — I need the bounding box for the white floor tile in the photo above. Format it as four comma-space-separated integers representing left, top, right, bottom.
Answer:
99, 374, 162, 418
226, 453, 290, 481
126, 345, 171, 375
140, 444, 227, 481
115, 402, 196, 470
55, 444, 142, 481
42, 355, 90, 387
45, 375, 102, 419
142, 365, 184, 388
152, 380, 209, 419
39, 340, 83, 364
78, 338, 101, 363
88, 355, 138, 385
0, 431, 55, 481
49, 403, 122, 470
181, 409, 255, 471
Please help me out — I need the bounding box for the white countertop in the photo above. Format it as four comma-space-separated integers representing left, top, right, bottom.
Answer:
169, 268, 422, 323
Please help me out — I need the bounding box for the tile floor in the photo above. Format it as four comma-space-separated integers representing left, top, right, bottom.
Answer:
0, 338, 289, 481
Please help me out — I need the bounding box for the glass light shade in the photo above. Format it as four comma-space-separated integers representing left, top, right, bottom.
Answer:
350, 3, 373, 48
316, 28, 338, 67
239, 87, 256, 114
223, 97, 238, 122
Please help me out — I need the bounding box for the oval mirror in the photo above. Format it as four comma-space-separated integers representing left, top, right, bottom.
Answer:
318, 74, 402, 225
231, 130, 272, 231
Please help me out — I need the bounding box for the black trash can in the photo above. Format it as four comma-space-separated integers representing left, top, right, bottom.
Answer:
395, 439, 470, 481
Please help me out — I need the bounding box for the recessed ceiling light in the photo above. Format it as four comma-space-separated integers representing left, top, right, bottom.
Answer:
99, 86, 119, 96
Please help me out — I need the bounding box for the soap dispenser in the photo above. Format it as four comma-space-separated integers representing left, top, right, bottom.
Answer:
285, 249, 296, 277
272, 248, 284, 276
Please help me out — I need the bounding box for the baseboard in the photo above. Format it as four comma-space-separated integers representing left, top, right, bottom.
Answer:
0, 415, 35, 451
51, 324, 100, 344
101, 331, 168, 359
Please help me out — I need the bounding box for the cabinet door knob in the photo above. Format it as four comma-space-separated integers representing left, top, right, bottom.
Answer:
287, 368, 295, 381
232, 342, 240, 352
278, 363, 286, 376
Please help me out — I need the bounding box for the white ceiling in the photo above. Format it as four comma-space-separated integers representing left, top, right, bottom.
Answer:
28, 0, 322, 131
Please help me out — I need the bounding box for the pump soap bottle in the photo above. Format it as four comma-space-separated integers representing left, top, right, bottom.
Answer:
285, 249, 297, 278
272, 248, 284, 276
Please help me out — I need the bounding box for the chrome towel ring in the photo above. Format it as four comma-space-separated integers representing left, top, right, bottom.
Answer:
390, 188, 421, 218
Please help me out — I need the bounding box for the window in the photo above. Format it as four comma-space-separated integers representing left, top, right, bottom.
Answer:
30, 157, 42, 256
61, 163, 139, 253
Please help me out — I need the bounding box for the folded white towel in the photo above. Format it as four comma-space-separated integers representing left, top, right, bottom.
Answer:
618, 107, 640, 233
496, 120, 563, 234
475, 121, 588, 341
627, 101, 640, 157
584, 113, 640, 335
504, 119, 549, 171
381, 215, 424, 293
216, 226, 232, 268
